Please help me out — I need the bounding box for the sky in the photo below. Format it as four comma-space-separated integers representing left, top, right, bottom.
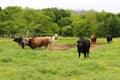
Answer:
0, 0, 120, 13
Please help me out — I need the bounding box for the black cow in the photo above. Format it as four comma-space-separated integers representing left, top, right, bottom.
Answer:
106, 35, 112, 43
77, 37, 90, 58
13, 37, 25, 49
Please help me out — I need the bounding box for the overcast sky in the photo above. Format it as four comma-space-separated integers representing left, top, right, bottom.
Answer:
0, 0, 120, 13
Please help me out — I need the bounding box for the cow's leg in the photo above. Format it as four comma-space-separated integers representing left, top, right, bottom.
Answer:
20, 42, 24, 49
48, 42, 53, 50
87, 50, 89, 58
78, 52, 81, 58
87, 53, 89, 58
31, 47, 35, 50
84, 52, 87, 58
30, 45, 35, 50
49, 43, 53, 50
21, 42, 24, 49
19, 43, 21, 45
45, 45, 48, 50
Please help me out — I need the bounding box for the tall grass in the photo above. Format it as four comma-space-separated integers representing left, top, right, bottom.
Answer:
0, 38, 120, 80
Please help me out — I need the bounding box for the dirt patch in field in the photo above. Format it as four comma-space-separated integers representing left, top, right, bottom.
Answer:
52, 44, 77, 50
90, 42, 106, 51
51, 42, 106, 51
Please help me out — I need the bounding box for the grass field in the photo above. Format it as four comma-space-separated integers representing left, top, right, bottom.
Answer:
0, 37, 120, 80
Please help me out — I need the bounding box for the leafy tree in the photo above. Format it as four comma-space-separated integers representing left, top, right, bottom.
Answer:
96, 12, 120, 37
61, 26, 73, 37
72, 20, 86, 37
0, 11, 6, 22
105, 13, 120, 37
57, 17, 72, 27
96, 11, 108, 36
0, 6, 120, 37
3, 6, 22, 20
71, 10, 97, 37
41, 8, 56, 22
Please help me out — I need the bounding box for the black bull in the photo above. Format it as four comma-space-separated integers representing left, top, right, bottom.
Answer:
77, 38, 90, 58
13, 37, 28, 49
106, 35, 112, 43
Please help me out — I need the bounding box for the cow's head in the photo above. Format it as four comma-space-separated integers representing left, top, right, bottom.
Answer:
77, 38, 85, 48
13, 37, 23, 43
24, 38, 32, 46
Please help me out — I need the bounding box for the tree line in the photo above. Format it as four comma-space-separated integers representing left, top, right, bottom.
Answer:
0, 6, 120, 37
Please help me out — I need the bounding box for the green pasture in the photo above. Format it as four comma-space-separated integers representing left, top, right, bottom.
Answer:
0, 37, 120, 80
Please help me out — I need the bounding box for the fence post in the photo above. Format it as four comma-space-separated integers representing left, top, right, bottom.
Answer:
4, 34, 6, 39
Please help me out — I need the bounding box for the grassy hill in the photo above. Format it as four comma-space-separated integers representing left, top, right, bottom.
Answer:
0, 37, 120, 80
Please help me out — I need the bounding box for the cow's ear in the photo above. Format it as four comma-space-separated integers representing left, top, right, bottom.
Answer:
27, 39, 31, 43
29, 39, 32, 41
27, 39, 32, 45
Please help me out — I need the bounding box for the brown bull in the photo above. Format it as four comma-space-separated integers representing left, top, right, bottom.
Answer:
27, 37, 51, 49
90, 34, 97, 44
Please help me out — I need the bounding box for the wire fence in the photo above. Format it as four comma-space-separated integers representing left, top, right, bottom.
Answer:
0, 34, 54, 39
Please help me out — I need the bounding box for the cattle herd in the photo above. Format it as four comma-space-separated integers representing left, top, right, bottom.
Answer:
13, 34, 112, 59
76, 34, 112, 58
13, 34, 58, 50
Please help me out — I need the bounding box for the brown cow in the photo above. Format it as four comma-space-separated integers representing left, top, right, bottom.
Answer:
90, 34, 97, 44
27, 37, 51, 49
